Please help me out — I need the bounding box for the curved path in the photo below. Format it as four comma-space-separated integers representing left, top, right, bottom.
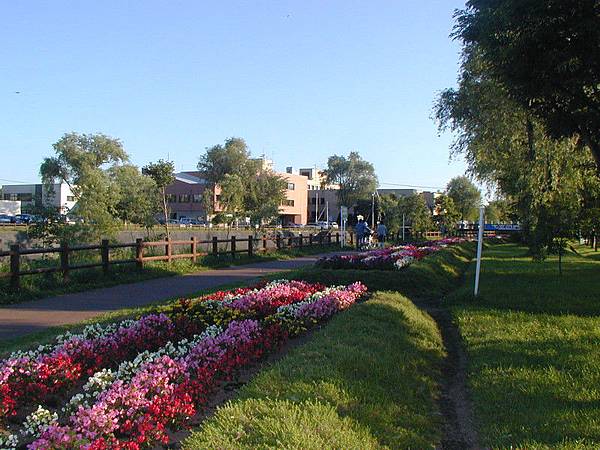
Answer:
0, 254, 333, 340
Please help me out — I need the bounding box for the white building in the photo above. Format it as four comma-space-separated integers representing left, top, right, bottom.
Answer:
1, 183, 76, 214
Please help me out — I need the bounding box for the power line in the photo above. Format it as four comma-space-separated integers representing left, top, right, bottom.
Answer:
379, 182, 444, 190
0, 177, 37, 184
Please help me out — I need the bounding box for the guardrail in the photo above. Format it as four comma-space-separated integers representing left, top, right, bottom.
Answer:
0, 232, 340, 290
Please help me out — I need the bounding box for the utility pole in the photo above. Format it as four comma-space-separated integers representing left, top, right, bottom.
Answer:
402, 213, 405, 241
474, 205, 485, 296
371, 192, 375, 229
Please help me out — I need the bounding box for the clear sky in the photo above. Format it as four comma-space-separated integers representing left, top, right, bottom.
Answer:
1, 0, 467, 191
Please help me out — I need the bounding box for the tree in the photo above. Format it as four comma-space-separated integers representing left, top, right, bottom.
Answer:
446, 176, 481, 221
434, 194, 461, 234
403, 193, 433, 238
111, 165, 159, 229
142, 160, 175, 239
434, 44, 598, 269
323, 152, 378, 208
454, 1, 600, 173
198, 138, 286, 228
39, 132, 128, 243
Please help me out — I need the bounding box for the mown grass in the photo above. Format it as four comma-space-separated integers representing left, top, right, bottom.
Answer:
287, 241, 476, 301
184, 291, 446, 450
448, 242, 600, 449
0, 244, 342, 305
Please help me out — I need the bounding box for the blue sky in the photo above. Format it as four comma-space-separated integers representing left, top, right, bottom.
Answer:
1, 0, 467, 190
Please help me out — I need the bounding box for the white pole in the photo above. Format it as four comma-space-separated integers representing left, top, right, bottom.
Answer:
371, 193, 375, 229
315, 191, 319, 223
402, 214, 405, 241
326, 201, 329, 225
474, 205, 485, 296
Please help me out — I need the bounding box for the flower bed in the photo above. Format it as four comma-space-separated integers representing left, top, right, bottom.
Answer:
316, 238, 466, 270
0, 280, 367, 449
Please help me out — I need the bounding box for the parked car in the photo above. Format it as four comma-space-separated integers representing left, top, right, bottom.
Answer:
15, 214, 38, 224
0, 214, 14, 224
179, 217, 205, 227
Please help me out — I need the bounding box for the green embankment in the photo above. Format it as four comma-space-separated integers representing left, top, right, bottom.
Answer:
185, 243, 476, 449
448, 243, 600, 449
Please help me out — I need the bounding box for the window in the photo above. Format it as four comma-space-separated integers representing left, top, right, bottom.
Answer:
281, 199, 294, 207
287, 182, 295, 190
166, 194, 177, 203
16, 193, 33, 201
179, 194, 191, 203
66, 196, 75, 202
192, 194, 202, 203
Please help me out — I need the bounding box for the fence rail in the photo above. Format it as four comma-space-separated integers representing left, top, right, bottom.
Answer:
1, 232, 341, 290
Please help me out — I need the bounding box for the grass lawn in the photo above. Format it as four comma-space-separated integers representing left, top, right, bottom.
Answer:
184, 243, 477, 449
0, 244, 342, 305
184, 291, 446, 450
448, 242, 600, 449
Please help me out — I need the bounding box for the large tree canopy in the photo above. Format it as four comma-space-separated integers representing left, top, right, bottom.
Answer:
446, 176, 481, 221
323, 152, 378, 208
198, 138, 286, 227
39, 133, 129, 242
455, 0, 600, 171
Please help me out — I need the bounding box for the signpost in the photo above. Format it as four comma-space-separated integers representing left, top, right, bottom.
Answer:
340, 206, 348, 248
474, 205, 485, 296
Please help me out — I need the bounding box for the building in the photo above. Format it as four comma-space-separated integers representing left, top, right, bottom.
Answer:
165, 168, 309, 225
164, 172, 209, 220
1, 183, 76, 214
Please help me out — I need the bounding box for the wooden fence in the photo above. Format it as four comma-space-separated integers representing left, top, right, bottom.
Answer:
0, 232, 340, 290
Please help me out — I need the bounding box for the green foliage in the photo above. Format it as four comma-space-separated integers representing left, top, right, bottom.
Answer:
38, 132, 129, 243
323, 151, 378, 208
446, 176, 481, 221
185, 291, 446, 449
435, 46, 599, 262
198, 138, 286, 227
455, 0, 600, 172
448, 242, 600, 448
378, 193, 433, 238
142, 159, 175, 238
111, 165, 159, 228
434, 194, 460, 233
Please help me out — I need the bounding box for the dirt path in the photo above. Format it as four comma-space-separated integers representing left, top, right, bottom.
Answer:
420, 303, 481, 450
0, 253, 340, 340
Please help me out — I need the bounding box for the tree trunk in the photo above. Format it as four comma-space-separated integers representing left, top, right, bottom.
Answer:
558, 247, 563, 277
162, 187, 170, 240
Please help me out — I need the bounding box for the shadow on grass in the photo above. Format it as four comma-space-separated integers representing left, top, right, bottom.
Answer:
186, 292, 446, 449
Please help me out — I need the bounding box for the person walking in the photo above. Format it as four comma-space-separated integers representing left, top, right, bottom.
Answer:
355, 217, 371, 250
376, 221, 388, 248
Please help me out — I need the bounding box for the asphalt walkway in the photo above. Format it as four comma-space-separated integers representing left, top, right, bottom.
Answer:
0, 253, 331, 340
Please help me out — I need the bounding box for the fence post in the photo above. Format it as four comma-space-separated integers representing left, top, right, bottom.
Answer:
191, 237, 197, 263
336, 232, 340, 244
276, 234, 281, 250
298, 233, 303, 249
136, 238, 144, 268
101, 239, 110, 275
166, 238, 172, 263
248, 235, 253, 258
327, 233, 331, 245
212, 236, 218, 255
231, 236, 236, 258
9, 244, 20, 290
262, 234, 267, 252
288, 236, 293, 248
318, 234, 323, 246
309, 233, 313, 246
60, 242, 70, 282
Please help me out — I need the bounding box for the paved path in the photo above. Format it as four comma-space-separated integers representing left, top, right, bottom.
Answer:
0, 254, 332, 340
